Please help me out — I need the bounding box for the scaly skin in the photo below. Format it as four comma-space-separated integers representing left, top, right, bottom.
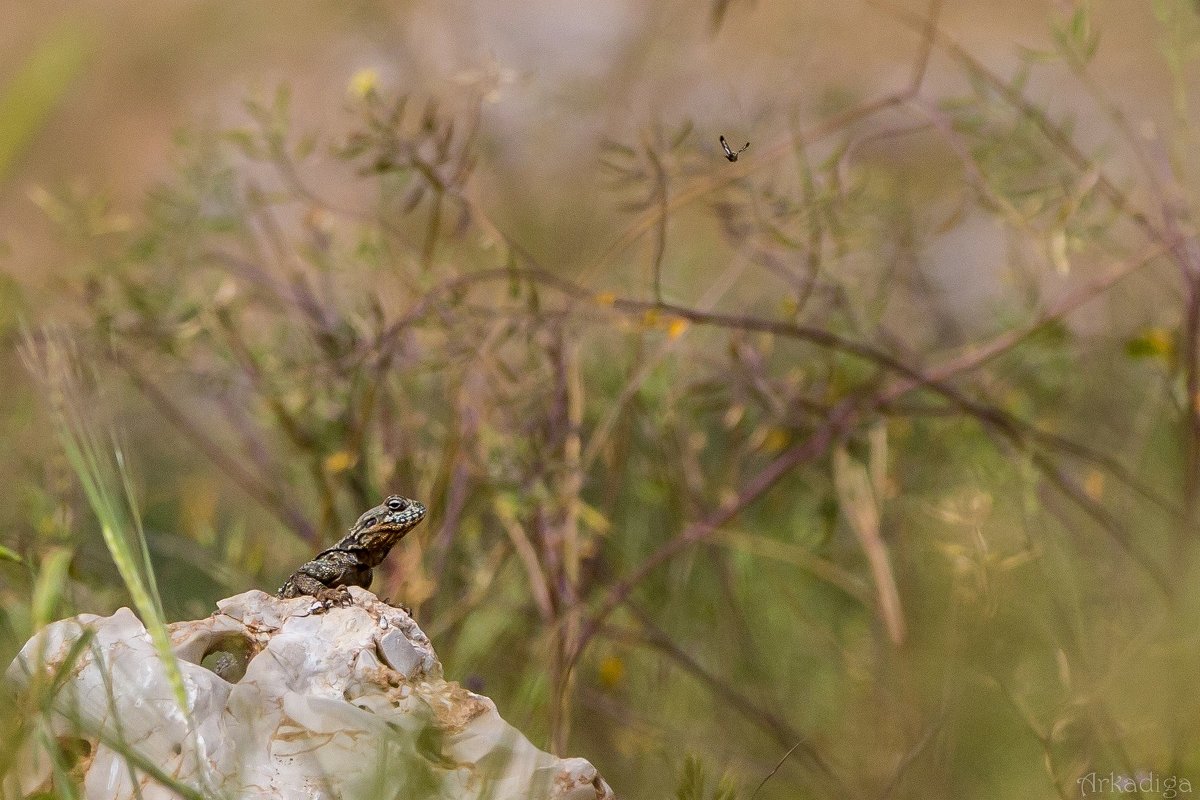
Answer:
278, 494, 426, 606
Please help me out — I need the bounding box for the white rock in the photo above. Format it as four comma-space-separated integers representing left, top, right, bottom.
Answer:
6, 588, 615, 800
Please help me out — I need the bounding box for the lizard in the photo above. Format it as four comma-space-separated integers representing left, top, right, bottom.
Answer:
277, 494, 427, 608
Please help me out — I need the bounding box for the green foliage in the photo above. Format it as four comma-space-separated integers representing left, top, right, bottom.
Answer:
6, 4, 1200, 799
675, 755, 738, 800
1050, 4, 1101, 66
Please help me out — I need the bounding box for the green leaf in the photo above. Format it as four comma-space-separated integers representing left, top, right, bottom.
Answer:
1070, 7, 1089, 41
294, 131, 318, 161
1126, 328, 1175, 361
223, 129, 261, 159
30, 546, 73, 630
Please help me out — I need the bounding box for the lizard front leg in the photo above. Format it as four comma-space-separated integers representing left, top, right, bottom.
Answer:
278, 550, 373, 609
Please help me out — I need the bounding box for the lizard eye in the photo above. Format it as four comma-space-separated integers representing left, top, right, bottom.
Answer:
387, 497, 408, 511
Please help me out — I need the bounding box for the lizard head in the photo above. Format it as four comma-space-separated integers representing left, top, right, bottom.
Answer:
345, 494, 427, 553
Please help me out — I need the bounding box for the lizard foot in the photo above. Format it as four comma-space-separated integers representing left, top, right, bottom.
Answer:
312, 586, 353, 611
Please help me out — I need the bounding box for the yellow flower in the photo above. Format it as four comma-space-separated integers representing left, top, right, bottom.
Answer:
347, 68, 379, 100
762, 427, 790, 453
324, 450, 358, 475
597, 655, 624, 688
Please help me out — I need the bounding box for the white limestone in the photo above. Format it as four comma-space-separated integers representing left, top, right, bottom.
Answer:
6, 588, 614, 800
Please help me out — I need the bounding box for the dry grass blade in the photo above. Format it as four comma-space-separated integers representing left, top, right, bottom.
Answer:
833, 445, 906, 645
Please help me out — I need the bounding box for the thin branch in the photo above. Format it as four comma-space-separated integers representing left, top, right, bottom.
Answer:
749, 740, 807, 800
915, 243, 1170, 388
608, 604, 843, 789
116, 355, 317, 544
906, 0, 943, 96
495, 497, 554, 621
645, 142, 669, 304
572, 399, 859, 661
611, 616, 811, 748
1031, 448, 1173, 599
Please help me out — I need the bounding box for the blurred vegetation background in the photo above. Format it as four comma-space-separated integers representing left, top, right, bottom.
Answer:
3, 1, 1200, 797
